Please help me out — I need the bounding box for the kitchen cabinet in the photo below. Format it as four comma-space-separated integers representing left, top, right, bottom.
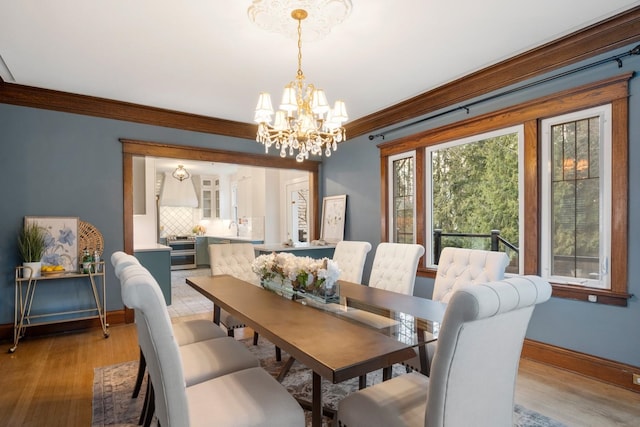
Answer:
196, 237, 209, 267
201, 175, 219, 219
196, 236, 266, 267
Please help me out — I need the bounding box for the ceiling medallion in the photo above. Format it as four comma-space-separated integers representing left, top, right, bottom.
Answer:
247, 0, 353, 42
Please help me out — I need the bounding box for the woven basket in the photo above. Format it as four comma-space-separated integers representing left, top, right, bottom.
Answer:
78, 220, 104, 258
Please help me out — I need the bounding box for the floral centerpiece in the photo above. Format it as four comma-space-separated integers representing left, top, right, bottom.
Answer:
251, 252, 341, 303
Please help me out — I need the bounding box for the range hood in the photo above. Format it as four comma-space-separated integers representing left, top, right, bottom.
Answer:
159, 172, 199, 207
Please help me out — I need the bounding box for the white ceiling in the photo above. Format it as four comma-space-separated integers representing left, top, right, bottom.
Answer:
1, 1, 639, 126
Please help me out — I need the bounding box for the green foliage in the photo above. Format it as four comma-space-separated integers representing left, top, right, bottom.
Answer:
431, 133, 519, 247
18, 222, 46, 262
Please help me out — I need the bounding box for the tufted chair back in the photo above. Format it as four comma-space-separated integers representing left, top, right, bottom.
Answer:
426, 276, 551, 426
209, 243, 259, 286
336, 275, 552, 427
111, 251, 141, 279
433, 247, 510, 303
367, 243, 425, 295
333, 240, 372, 284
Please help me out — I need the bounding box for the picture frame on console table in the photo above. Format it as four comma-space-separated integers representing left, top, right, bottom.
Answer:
320, 194, 347, 243
25, 216, 79, 272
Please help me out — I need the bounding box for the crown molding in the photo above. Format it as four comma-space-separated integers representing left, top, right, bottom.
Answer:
1, 7, 639, 140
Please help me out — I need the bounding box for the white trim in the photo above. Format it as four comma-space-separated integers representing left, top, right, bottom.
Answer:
540, 104, 612, 289
424, 125, 524, 271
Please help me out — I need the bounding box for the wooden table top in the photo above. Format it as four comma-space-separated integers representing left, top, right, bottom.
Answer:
186, 275, 444, 383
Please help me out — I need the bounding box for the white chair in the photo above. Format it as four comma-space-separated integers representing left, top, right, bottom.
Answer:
120, 264, 304, 427
337, 275, 552, 427
367, 242, 425, 295
111, 251, 232, 426
209, 243, 259, 337
333, 240, 372, 284
406, 247, 511, 374
433, 247, 510, 303
209, 243, 282, 358
359, 243, 424, 386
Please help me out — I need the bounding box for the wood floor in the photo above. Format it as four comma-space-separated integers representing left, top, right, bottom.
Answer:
1, 317, 639, 426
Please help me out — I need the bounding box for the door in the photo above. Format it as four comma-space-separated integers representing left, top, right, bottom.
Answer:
285, 178, 309, 243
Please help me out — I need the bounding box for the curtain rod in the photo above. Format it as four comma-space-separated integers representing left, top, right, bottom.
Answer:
368, 44, 640, 141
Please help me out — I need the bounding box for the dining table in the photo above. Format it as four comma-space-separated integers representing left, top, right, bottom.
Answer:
186, 274, 446, 427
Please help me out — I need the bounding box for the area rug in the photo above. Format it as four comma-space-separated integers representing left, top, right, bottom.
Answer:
92, 339, 566, 427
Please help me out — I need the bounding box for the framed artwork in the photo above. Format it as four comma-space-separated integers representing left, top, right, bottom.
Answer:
320, 195, 347, 243
25, 216, 79, 271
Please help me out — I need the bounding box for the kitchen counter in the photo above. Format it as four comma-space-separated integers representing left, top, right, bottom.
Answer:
254, 243, 336, 259
205, 235, 264, 243
134, 243, 171, 251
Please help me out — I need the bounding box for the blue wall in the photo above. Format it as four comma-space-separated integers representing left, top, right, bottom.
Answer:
0, 107, 269, 322
323, 43, 640, 367
1, 42, 638, 368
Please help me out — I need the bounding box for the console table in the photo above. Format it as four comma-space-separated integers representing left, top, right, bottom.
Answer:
10, 263, 109, 353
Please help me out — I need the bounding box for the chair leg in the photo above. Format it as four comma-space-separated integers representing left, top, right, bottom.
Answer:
275, 345, 282, 362
132, 348, 146, 398
138, 375, 150, 425
253, 331, 259, 345
142, 380, 155, 427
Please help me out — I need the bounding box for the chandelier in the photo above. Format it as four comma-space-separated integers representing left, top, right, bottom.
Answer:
253, 8, 348, 162
172, 165, 190, 181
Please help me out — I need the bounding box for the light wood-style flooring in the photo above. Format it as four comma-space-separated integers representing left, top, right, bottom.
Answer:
1, 315, 639, 426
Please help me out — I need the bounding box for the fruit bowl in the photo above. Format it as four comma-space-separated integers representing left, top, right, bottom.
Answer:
42, 267, 66, 277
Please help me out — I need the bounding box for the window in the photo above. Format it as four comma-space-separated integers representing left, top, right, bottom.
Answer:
380, 74, 629, 305
426, 126, 523, 272
388, 151, 416, 243
541, 105, 611, 289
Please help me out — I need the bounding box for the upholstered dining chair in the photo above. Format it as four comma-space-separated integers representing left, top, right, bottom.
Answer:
405, 247, 511, 374
337, 275, 552, 427
120, 263, 304, 427
367, 242, 425, 295
332, 240, 372, 284
432, 247, 510, 303
357, 243, 424, 387
209, 243, 260, 337
111, 251, 232, 426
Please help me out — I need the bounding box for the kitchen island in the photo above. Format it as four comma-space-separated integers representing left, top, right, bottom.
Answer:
134, 243, 172, 304
196, 235, 265, 267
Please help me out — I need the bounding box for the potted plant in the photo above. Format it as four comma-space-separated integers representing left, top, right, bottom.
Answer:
18, 222, 46, 278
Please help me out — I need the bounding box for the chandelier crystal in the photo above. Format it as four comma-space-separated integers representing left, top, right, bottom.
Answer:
253, 8, 348, 162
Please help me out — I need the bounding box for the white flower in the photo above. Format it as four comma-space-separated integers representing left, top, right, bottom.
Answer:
252, 253, 340, 292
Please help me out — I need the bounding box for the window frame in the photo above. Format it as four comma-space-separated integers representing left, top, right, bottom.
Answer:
540, 105, 612, 290
378, 73, 630, 306
424, 125, 525, 272
388, 151, 417, 243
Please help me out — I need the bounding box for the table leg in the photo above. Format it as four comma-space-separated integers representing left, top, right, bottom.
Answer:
276, 356, 296, 382
213, 305, 221, 325
417, 326, 430, 376
382, 366, 392, 381
312, 371, 322, 427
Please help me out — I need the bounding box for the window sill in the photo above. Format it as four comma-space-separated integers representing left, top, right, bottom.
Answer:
418, 268, 631, 307
551, 283, 631, 307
